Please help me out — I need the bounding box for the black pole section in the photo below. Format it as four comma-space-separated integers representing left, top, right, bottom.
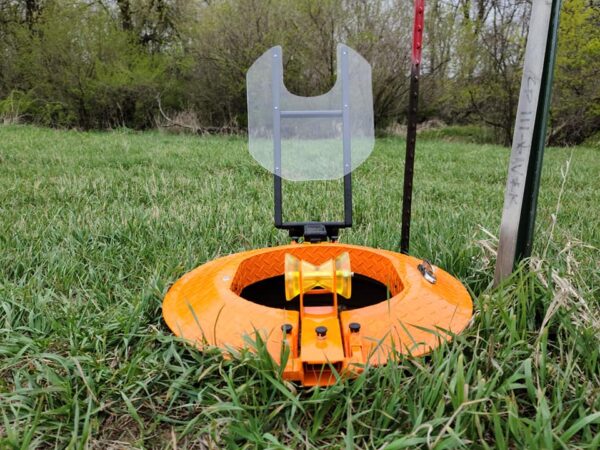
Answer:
274, 174, 283, 226
514, 0, 562, 262
343, 173, 352, 226
401, 0, 425, 255
400, 66, 420, 254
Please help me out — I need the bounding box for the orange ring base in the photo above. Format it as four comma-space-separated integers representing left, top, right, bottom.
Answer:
162, 243, 473, 386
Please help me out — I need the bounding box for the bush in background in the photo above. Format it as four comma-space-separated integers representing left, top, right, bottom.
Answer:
0, 0, 598, 145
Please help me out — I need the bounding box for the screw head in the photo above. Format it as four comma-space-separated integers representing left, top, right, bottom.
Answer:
315, 326, 328, 337
349, 322, 361, 333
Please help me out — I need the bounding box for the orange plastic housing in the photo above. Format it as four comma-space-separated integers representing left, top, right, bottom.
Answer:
162, 243, 473, 386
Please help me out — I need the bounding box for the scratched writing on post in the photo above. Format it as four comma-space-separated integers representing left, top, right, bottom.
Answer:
506, 74, 537, 206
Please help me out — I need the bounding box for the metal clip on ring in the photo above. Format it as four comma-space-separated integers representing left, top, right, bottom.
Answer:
418, 260, 437, 284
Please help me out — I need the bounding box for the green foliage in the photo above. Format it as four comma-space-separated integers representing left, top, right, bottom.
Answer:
583, 130, 600, 148
0, 90, 35, 124
419, 0, 599, 146
0, 0, 599, 144
418, 124, 499, 145
422, 1, 529, 146
0, 1, 172, 129
552, 0, 600, 145
179, 0, 413, 128
0, 126, 599, 447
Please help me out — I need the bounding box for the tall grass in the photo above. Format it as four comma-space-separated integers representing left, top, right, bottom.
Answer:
0, 126, 598, 448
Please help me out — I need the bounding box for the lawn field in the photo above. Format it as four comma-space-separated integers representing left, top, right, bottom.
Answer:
0, 125, 598, 448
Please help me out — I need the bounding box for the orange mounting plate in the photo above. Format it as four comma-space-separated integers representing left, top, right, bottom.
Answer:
162, 242, 473, 387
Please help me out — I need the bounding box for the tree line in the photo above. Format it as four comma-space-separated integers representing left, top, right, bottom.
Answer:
0, 0, 598, 145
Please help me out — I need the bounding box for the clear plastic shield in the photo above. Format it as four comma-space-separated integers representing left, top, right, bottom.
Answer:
247, 44, 374, 181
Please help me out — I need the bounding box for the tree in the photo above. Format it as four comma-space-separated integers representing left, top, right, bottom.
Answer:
1, 0, 599, 144
551, 0, 600, 144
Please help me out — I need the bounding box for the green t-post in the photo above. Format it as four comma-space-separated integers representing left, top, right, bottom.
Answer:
514, 0, 562, 262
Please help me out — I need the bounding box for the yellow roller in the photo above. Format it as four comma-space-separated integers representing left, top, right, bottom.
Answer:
284, 252, 352, 300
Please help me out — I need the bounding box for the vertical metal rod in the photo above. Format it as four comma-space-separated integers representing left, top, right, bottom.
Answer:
400, 0, 425, 254
514, 0, 562, 262
272, 47, 283, 227
340, 45, 353, 226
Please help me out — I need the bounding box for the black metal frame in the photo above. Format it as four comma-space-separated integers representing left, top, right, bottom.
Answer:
271, 45, 352, 242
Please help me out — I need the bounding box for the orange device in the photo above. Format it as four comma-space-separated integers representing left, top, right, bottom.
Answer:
163, 244, 472, 386
162, 43, 473, 386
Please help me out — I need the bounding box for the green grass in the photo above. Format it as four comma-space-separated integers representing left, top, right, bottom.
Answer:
0, 125, 598, 449
418, 125, 500, 146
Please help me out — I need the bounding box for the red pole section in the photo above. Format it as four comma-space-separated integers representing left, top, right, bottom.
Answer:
412, 0, 425, 65
401, 0, 425, 254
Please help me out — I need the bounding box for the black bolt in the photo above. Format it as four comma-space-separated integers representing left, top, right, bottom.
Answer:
315, 326, 327, 337
349, 322, 361, 333
281, 323, 293, 335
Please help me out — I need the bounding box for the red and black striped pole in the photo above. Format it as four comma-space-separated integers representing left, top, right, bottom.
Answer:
400, 0, 425, 255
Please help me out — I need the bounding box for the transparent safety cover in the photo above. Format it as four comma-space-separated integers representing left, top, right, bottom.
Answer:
247, 44, 374, 181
